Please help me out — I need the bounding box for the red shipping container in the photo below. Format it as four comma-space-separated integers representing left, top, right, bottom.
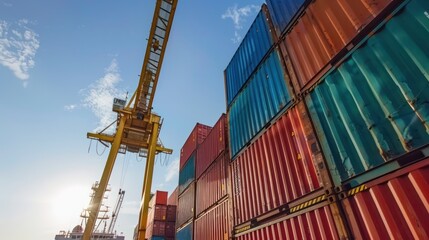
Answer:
148, 204, 167, 222
281, 0, 393, 91
168, 187, 178, 206
231, 101, 326, 226
235, 205, 339, 240
176, 182, 195, 228
195, 199, 231, 240
180, 123, 212, 169
341, 158, 429, 240
166, 205, 177, 222
146, 221, 166, 238
150, 190, 168, 206
196, 114, 227, 179
196, 153, 228, 217
165, 221, 176, 237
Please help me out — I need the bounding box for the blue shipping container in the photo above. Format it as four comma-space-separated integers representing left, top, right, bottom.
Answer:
228, 48, 292, 159
150, 237, 165, 240
305, 0, 429, 186
224, 6, 275, 107
176, 221, 193, 240
266, 0, 306, 35
179, 153, 195, 194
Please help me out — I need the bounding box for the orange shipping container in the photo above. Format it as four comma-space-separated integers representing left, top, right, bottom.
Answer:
281, 0, 393, 90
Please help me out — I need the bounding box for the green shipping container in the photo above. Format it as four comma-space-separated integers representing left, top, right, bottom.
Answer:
305, 0, 429, 186
179, 153, 195, 194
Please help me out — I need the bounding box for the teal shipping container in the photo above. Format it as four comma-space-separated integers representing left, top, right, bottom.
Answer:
224, 5, 275, 107
266, 0, 306, 36
179, 153, 195, 194
305, 0, 429, 186
176, 222, 193, 240
228, 48, 293, 159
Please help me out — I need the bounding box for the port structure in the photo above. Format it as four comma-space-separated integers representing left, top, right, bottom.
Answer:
82, 1, 178, 239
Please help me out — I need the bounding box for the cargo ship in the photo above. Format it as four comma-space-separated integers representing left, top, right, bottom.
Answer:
54, 182, 125, 240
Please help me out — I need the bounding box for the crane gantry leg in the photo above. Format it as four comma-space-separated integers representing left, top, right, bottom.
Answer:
82, 114, 127, 240
137, 114, 161, 240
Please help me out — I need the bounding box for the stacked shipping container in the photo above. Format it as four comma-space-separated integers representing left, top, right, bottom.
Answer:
176, 123, 212, 239
194, 114, 232, 240
145, 191, 176, 240
225, 0, 429, 238
223, 2, 348, 239
173, 0, 429, 239
176, 114, 232, 240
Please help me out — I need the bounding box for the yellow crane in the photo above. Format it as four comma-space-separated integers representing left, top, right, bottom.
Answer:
82, 0, 178, 239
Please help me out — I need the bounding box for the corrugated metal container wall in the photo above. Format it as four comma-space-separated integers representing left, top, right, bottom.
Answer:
235, 206, 339, 240
194, 200, 231, 240
196, 153, 228, 217
177, 182, 195, 228
168, 187, 178, 206
196, 114, 227, 179
179, 153, 195, 194
165, 222, 176, 237
266, 0, 306, 35
166, 205, 176, 222
228, 48, 293, 159
180, 123, 212, 170
148, 204, 167, 222
341, 158, 429, 240
283, 0, 393, 90
305, 0, 429, 185
231, 101, 323, 226
224, 5, 275, 106
150, 191, 168, 206
176, 222, 193, 240
146, 221, 166, 238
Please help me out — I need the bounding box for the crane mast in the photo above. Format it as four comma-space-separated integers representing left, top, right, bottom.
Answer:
83, 1, 178, 240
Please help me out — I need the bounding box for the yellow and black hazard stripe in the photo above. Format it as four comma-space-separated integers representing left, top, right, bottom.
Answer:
289, 194, 326, 214
346, 184, 368, 197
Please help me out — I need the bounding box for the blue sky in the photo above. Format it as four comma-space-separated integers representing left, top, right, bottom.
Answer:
0, 0, 264, 239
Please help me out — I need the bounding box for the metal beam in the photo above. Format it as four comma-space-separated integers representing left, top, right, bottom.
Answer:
137, 115, 161, 240
82, 114, 127, 240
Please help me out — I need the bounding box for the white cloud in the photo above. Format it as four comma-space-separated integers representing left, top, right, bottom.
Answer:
64, 104, 77, 111
82, 59, 125, 133
0, 19, 39, 82
2, 2, 12, 7
222, 4, 259, 43
232, 31, 241, 44
164, 158, 179, 183
222, 4, 259, 30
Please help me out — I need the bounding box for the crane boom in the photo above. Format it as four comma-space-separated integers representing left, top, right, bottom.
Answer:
134, 0, 176, 113
108, 189, 125, 234
82, 1, 178, 240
